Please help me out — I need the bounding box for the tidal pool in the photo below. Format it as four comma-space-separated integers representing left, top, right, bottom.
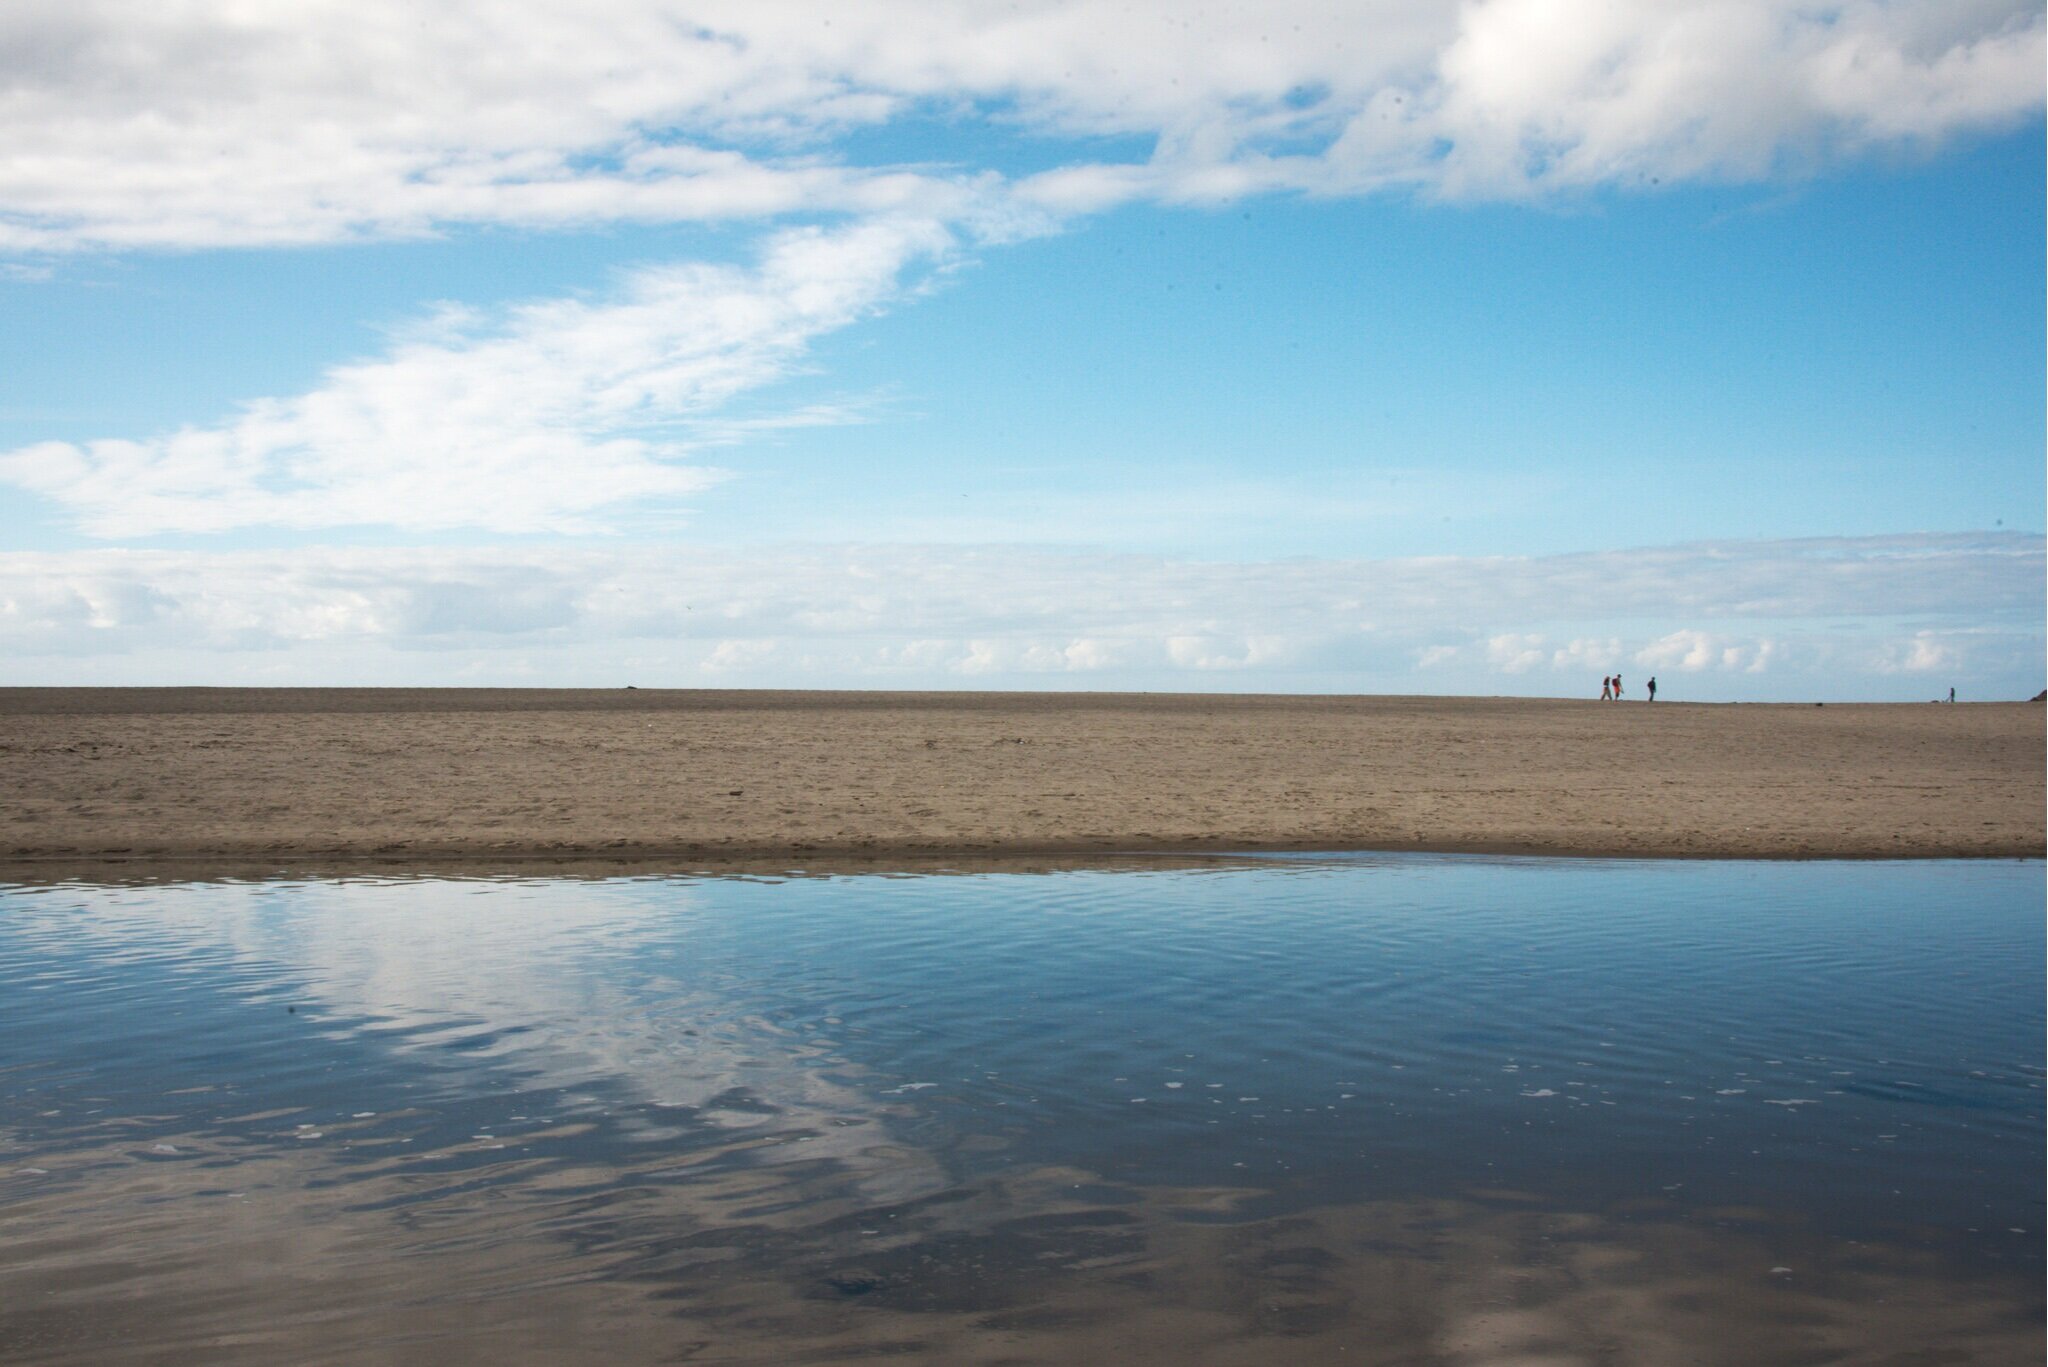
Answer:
2, 856, 2040, 1364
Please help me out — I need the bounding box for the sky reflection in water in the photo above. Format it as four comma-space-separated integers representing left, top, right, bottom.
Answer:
1, 856, 2040, 1365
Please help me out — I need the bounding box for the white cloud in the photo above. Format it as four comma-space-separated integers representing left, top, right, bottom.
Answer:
1060, 637, 1123, 671
1421, 0, 2045, 196
0, 3, 1022, 251
0, 1, 2036, 251
7, 533, 2030, 695
0, 217, 954, 535
1899, 633, 1955, 673
1636, 629, 1722, 672
1551, 636, 1623, 671
1415, 644, 1461, 669
705, 637, 782, 671
1165, 635, 1295, 671
1485, 632, 1550, 673
1633, 630, 1787, 675
1871, 629, 1964, 675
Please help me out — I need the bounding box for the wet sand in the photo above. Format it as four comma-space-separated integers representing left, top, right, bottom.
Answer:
1, 688, 2040, 868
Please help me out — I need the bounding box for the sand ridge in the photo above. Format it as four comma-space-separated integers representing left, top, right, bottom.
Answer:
0, 688, 2039, 868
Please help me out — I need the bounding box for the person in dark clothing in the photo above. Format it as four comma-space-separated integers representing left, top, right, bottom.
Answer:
1647, 676, 1657, 702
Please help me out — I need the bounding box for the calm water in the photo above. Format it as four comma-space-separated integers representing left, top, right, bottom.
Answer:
2, 856, 2041, 1365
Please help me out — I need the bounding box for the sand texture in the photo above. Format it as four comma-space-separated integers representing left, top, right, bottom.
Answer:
0, 688, 2039, 869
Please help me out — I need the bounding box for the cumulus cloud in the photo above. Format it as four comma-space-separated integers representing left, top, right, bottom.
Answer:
1166, 635, 1296, 671
704, 637, 782, 672
1, 533, 2035, 695
0, 217, 954, 535
1419, 0, 2045, 196
1551, 637, 1623, 671
1634, 628, 1778, 673
1870, 629, 1966, 675
0, 1, 2036, 251
1485, 632, 1550, 673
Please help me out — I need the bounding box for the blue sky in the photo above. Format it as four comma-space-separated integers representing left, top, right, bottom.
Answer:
0, 1, 2041, 698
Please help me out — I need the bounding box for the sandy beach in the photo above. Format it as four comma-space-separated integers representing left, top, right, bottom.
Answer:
1, 688, 2037, 869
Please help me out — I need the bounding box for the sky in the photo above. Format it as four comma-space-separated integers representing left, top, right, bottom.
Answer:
0, 0, 2041, 699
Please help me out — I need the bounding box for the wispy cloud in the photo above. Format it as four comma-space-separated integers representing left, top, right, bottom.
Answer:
3, 533, 2036, 694
0, 217, 956, 535
0, 2, 2036, 251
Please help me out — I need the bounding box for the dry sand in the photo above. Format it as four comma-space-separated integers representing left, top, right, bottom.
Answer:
0, 688, 2039, 869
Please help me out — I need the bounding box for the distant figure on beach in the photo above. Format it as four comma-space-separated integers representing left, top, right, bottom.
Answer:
1648, 676, 1657, 702
1614, 674, 1623, 700
1949, 686, 1956, 703
1601, 676, 1612, 701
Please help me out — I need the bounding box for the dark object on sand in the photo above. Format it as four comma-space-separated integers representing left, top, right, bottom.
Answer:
2033, 689, 2045, 703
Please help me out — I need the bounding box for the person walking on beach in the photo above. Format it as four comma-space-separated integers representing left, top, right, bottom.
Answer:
1949, 686, 1956, 703
1613, 674, 1623, 700
1601, 676, 1612, 701
1647, 676, 1657, 702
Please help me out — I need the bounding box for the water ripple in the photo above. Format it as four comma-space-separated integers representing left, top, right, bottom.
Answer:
0, 856, 2040, 1363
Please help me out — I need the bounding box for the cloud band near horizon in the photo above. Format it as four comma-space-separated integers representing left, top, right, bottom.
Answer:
3, 532, 2037, 698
